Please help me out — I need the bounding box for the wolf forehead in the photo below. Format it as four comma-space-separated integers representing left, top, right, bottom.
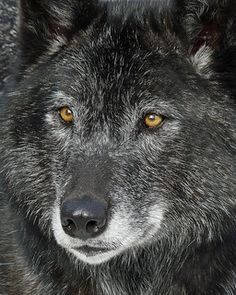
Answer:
49, 7, 186, 106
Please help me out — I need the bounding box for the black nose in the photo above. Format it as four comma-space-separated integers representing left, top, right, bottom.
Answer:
60, 196, 108, 240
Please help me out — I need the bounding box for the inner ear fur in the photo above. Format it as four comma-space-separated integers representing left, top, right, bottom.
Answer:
174, 0, 236, 77
183, 0, 235, 52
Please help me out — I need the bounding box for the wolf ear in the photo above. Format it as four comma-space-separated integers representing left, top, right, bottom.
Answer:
19, 0, 101, 65
179, 0, 236, 77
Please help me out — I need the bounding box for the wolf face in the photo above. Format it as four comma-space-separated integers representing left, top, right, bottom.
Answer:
1, 0, 236, 268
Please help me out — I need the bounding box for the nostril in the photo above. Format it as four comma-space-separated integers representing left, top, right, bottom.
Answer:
86, 220, 105, 234
62, 219, 77, 234
86, 220, 100, 234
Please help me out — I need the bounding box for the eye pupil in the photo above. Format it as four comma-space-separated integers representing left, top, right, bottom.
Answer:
65, 109, 71, 116
148, 114, 156, 121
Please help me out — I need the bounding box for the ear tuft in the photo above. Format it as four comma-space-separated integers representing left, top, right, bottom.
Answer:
189, 22, 222, 77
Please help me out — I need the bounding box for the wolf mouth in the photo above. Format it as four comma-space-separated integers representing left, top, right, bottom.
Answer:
74, 245, 113, 256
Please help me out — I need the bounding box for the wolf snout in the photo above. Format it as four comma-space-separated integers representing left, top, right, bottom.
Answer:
60, 196, 108, 240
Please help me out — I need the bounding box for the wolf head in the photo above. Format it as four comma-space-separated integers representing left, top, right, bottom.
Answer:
1, 0, 236, 265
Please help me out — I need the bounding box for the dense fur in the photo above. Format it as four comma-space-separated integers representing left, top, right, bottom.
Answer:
0, 0, 17, 93
0, 0, 236, 294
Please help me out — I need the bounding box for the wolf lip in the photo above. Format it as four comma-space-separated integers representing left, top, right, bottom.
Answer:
74, 245, 112, 255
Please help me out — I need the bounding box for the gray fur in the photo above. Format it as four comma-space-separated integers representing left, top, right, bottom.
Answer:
0, 0, 236, 294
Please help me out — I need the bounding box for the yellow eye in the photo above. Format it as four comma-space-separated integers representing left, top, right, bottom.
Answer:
144, 113, 164, 128
59, 106, 74, 123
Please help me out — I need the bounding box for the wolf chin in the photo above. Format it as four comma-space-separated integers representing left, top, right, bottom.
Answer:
0, 0, 236, 294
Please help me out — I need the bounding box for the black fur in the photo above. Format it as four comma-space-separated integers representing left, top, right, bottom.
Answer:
0, 0, 236, 294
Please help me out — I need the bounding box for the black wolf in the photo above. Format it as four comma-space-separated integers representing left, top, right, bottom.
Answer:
0, 0, 236, 294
